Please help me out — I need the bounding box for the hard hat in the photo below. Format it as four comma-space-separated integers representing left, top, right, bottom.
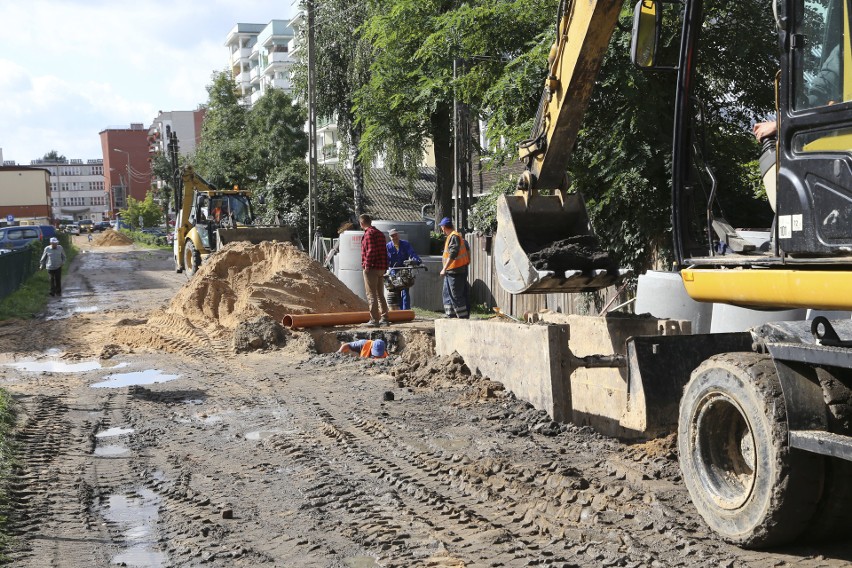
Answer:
49, 237, 59, 244
388, 228, 399, 236
371, 339, 386, 357
438, 217, 453, 227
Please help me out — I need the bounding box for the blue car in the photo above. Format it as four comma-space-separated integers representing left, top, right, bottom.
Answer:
0, 226, 44, 251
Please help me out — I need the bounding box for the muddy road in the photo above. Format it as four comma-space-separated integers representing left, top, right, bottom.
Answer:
0, 240, 851, 567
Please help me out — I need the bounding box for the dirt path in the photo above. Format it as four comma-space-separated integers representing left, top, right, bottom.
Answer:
0, 244, 851, 567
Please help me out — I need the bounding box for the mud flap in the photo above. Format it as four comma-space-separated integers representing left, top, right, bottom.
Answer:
494, 194, 629, 294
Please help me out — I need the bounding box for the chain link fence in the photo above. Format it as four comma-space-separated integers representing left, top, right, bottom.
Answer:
0, 233, 73, 301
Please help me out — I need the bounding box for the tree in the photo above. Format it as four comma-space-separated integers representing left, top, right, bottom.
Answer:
121, 192, 163, 229
356, 0, 557, 222
195, 72, 308, 193
255, 160, 355, 241
194, 71, 250, 189
42, 150, 66, 163
291, 0, 373, 215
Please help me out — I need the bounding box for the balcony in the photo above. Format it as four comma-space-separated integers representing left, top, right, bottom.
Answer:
250, 67, 261, 82
230, 47, 252, 65
270, 51, 291, 64
236, 71, 251, 85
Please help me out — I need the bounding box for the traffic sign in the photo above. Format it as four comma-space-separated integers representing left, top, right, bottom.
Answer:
5, 215, 13, 223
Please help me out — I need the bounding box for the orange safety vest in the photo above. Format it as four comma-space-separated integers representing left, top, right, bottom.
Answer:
442, 230, 470, 271
359, 340, 388, 359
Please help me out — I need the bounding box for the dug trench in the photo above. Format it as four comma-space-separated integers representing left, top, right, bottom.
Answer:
0, 238, 850, 567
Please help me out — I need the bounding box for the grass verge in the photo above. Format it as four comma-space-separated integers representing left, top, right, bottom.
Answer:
0, 244, 78, 320
0, 389, 17, 559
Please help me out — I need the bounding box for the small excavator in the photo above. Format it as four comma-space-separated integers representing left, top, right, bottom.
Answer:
498, 0, 852, 549
172, 166, 300, 275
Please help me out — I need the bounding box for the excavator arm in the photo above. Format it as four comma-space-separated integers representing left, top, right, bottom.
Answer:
495, 0, 628, 294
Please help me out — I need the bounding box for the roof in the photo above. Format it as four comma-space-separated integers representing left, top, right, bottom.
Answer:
345, 168, 436, 222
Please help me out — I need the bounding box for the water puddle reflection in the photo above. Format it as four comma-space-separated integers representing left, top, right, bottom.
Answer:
245, 430, 282, 441
104, 487, 165, 567
95, 427, 135, 438
6, 359, 128, 374
94, 444, 130, 457
91, 370, 179, 388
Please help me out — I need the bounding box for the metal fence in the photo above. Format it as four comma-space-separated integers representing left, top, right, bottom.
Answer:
465, 232, 620, 319
0, 247, 36, 301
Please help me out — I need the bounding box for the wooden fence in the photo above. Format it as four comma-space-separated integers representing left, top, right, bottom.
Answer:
465, 232, 623, 319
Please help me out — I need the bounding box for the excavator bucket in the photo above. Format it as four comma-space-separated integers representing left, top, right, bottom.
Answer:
494, 193, 629, 294
217, 226, 300, 249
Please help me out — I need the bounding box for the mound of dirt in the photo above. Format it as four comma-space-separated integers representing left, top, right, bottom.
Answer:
93, 230, 133, 246
168, 241, 368, 331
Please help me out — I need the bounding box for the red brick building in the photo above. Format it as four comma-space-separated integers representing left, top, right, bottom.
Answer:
99, 124, 152, 217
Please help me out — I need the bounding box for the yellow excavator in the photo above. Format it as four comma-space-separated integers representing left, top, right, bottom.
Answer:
173, 166, 300, 275
500, 0, 852, 549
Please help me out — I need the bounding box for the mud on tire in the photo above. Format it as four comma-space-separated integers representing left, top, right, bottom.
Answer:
184, 240, 201, 277
677, 352, 823, 548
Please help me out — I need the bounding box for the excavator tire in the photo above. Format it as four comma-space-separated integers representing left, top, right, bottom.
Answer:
678, 352, 823, 548
184, 240, 201, 277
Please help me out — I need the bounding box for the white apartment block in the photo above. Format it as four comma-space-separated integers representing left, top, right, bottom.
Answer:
29, 158, 109, 222
225, 20, 295, 107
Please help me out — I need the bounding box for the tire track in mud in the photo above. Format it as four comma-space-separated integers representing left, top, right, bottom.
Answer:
260, 389, 744, 567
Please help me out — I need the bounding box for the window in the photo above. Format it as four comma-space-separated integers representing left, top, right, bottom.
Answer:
794, 0, 848, 110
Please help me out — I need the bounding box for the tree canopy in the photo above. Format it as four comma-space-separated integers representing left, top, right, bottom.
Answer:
194, 72, 307, 191
120, 192, 163, 229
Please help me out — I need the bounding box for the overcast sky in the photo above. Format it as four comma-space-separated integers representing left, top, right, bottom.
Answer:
0, 0, 295, 165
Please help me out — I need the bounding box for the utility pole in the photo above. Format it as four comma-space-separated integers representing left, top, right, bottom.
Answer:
453, 58, 460, 231
307, 0, 318, 253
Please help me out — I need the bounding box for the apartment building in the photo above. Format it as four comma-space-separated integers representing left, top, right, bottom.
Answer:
149, 109, 206, 156
24, 158, 108, 222
225, 20, 295, 107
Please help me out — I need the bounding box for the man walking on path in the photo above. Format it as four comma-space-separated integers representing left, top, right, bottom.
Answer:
386, 228, 422, 310
359, 214, 389, 326
439, 217, 471, 318
40, 237, 66, 297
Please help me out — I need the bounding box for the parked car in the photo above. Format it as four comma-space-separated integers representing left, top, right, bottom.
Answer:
93, 221, 110, 232
0, 226, 44, 250
37, 225, 57, 240
67, 224, 81, 235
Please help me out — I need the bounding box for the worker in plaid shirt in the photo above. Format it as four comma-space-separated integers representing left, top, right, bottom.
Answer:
359, 214, 390, 326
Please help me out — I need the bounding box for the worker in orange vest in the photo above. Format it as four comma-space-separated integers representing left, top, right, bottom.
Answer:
337, 338, 388, 358
439, 217, 470, 318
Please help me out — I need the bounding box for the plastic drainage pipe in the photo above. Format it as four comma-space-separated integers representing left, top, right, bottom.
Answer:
282, 310, 416, 329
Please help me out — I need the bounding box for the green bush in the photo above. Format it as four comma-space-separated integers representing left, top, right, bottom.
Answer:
121, 229, 169, 248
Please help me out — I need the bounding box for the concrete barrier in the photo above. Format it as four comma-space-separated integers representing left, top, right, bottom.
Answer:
435, 319, 572, 421
436, 315, 693, 439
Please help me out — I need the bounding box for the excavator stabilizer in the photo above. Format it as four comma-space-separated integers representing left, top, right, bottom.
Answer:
495, 193, 628, 294
217, 226, 300, 248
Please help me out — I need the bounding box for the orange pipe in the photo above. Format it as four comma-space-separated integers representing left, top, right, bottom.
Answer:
282, 310, 416, 329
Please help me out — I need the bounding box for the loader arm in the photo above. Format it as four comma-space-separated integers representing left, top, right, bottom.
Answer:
495, 0, 628, 295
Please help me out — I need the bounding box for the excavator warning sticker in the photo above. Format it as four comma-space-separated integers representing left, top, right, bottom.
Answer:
778, 214, 803, 239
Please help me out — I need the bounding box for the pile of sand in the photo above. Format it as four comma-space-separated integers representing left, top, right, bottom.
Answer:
167, 241, 368, 330
93, 230, 134, 246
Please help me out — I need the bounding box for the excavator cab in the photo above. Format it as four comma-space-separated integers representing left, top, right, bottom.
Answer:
494, 0, 628, 294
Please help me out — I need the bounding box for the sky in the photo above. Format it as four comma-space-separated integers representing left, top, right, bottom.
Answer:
0, 0, 295, 165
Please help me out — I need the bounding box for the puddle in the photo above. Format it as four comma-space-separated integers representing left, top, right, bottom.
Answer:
345, 557, 379, 568
95, 427, 135, 438
6, 359, 127, 373
104, 487, 165, 567
245, 430, 282, 441
91, 370, 179, 389
94, 444, 130, 457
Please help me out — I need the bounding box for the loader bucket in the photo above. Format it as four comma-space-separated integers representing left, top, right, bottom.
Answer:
494, 193, 629, 294
217, 226, 299, 249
